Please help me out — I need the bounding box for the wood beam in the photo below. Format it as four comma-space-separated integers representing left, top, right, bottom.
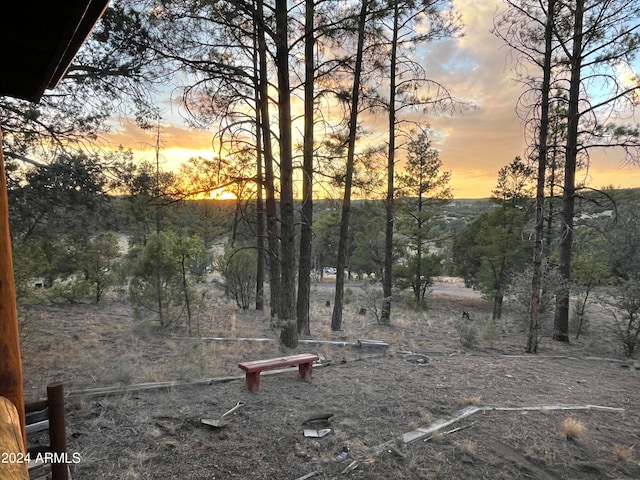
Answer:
0, 126, 26, 448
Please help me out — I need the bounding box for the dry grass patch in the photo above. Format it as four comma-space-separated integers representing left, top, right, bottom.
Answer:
454, 396, 481, 407
524, 439, 557, 463
139, 363, 171, 382
393, 315, 413, 330
612, 443, 634, 462
110, 360, 136, 385
457, 439, 477, 455
561, 417, 586, 440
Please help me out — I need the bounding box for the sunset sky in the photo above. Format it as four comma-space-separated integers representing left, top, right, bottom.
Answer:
105, 0, 640, 199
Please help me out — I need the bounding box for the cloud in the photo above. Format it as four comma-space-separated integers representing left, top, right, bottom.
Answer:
417, 0, 527, 196
105, 120, 214, 153
103, 119, 219, 172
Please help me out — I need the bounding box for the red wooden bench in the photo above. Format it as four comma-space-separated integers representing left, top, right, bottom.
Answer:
238, 353, 320, 393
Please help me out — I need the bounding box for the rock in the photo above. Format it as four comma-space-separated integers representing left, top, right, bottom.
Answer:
404, 353, 430, 364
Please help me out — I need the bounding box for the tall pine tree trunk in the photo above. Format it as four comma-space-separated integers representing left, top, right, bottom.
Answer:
180, 255, 193, 335
381, 0, 400, 325
331, 0, 368, 331
414, 187, 424, 307
541, 128, 559, 308
527, 0, 555, 353
254, 100, 265, 312
252, 11, 265, 311
296, 0, 315, 336
554, 0, 583, 343
256, 0, 280, 317
275, 0, 298, 347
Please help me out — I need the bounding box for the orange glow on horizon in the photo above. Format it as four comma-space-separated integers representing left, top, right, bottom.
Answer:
107, 137, 640, 200
210, 188, 237, 200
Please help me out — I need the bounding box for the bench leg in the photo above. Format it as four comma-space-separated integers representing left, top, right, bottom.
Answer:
245, 372, 260, 393
298, 362, 313, 381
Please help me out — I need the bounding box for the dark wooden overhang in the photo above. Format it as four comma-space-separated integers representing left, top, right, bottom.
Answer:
0, 0, 110, 102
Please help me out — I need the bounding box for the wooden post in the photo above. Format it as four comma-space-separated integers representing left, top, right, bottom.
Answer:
0, 126, 26, 448
47, 382, 69, 480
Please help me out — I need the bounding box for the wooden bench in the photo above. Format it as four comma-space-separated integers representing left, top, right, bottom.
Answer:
24, 382, 69, 480
238, 353, 319, 393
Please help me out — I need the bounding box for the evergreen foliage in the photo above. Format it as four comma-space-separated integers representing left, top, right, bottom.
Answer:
214, 244, 257, 310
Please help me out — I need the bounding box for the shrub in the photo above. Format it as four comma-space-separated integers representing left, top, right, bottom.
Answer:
50, 278, 92, 303
215, 244, 256, 309
345, 287, 353, 305
81, 231, 121, 303
607, 279, 640, 357
508, 265, 564, 321
359, 283, 383, 324
392, 254, 442, 310
612, 443, 634, 462
570, 295, 589, 338
111, 360, 135, 385
454, 316, 478, 348
189, 248, 213, 283
456, 439, 476, 455
127, 232, 185, 328
561, 417, 586, 440
454, 396, 481, 406
507, 265, 565, 351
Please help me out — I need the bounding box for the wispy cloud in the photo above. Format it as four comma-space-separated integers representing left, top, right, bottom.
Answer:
421, 0, 527, 196
105, 120, 214, 152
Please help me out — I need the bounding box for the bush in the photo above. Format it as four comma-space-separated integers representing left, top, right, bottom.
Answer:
79, 231, 121, 303
392, 254, 442, 310
215, 244, 256, 309
189, 249, 214, 283
570, 295, 589, 338
128, 232, 185, 328
607, 279, 640, 357
507, 265, 565, 351
508, 265, 564, 320
50, 277, 92, 303
454, 316, 478, 348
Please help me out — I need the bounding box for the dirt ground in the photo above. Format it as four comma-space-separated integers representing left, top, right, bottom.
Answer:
19, 279, 640, 479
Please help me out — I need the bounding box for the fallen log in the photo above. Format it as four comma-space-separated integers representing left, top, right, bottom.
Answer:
401, 404, 624, 444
